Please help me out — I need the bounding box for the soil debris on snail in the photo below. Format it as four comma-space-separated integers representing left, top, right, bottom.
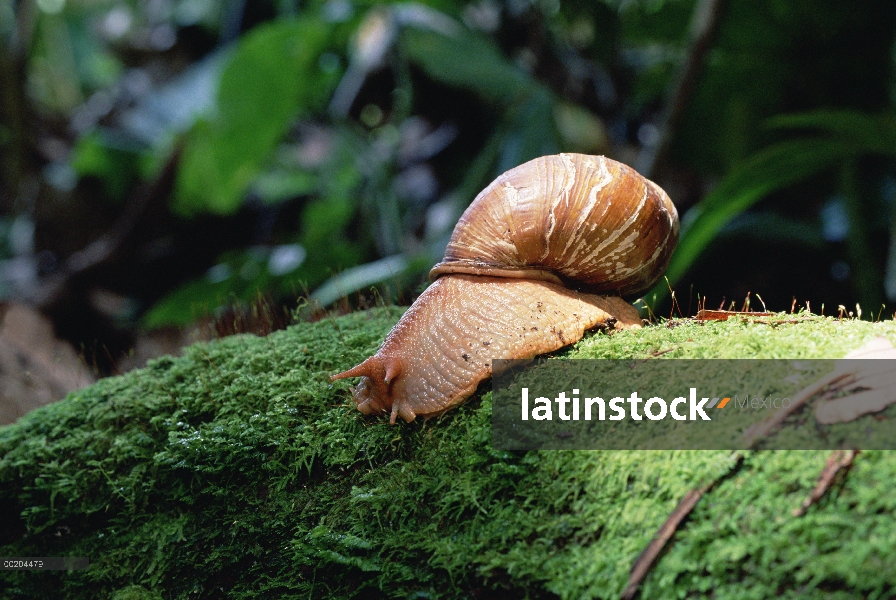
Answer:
332, 153, 679, 423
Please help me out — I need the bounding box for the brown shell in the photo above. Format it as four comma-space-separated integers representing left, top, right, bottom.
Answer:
331, 274, 642, 423
429, 153, 678, 298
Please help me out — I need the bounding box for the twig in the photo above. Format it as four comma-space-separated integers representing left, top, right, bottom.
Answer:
630, 346, 677, 367
30, 146, 182, 308
694, 309, 774, 321
750, 317, 819, 326
792, 450, 858, 517
0, 1, 39, 214
742, 370, 852, 447
650, 347, 676, 358
636, 0, 729, 179
621, 452, 743, 600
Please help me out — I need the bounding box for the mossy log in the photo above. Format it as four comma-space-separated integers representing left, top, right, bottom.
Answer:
3, 308, 896, 599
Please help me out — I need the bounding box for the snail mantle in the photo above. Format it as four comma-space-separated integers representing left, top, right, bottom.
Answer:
332, 153, 680, 423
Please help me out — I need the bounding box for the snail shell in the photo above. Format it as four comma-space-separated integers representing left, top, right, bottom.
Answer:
332, 154, 678, 423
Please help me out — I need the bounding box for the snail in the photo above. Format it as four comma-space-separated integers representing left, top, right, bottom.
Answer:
331, 153, 679, 423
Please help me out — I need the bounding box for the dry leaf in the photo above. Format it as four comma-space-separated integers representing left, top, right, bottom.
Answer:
743, 337, 896, 444
0, 303, 95, 424
814, 338, 896, 424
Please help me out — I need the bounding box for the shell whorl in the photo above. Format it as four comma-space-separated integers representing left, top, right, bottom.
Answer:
429, 153, 679, 298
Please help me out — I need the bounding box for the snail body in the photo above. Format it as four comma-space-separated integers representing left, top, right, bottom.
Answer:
332, 154, 678, 423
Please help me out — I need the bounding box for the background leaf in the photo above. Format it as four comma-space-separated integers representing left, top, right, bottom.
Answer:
654, 137, 863, 303
174, 18, 339, 216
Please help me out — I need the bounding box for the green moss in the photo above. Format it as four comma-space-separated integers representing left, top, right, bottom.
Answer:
2, 309, 896, 598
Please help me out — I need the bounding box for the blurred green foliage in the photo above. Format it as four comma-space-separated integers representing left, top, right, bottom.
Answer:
70, 131, 146, 199
652, 109, 896, 308
3, 0, 896, 335
175, 17, 342, 215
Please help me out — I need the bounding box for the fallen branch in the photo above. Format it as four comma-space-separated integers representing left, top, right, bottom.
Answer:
637, 0, 729, 179
792, 449, 858, 517
622, 452, 743, 600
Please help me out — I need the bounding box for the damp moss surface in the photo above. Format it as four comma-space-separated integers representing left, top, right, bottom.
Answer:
2, 308, 896, 599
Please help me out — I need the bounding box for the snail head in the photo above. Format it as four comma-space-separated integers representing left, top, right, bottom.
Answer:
331, 355, 415, 423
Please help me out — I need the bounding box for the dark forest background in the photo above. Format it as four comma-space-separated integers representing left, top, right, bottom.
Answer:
3, 0, 896, 378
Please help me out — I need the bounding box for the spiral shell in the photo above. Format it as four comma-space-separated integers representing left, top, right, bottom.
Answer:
430, 153, 678, 297
332, 154, 678, 423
